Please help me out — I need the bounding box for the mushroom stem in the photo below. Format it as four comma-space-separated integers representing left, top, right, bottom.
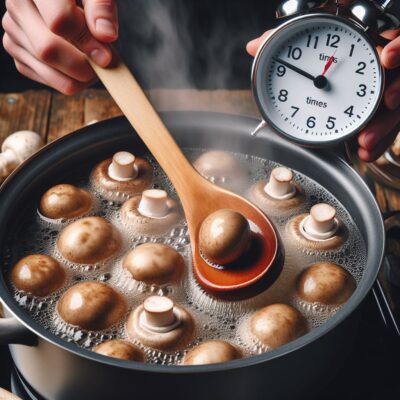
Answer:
264, 167, 296, 200
108, 151, 139, 181
301, 203, 339, 240
140, 296, 180, 333
138, 189, 169, 218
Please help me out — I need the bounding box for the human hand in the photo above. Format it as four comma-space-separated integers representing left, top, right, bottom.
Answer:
2, 0, 118, 95
246, 18, 400, 162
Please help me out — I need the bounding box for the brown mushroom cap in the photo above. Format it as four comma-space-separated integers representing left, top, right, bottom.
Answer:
57, 281, 127, 331
199, 209, 251, 265
91, 156, 153, 201
183, 340, 242, 365
296, 262, 356, 305
127, 302, 194, 351
123, 243, 185, 285
250, 304, 308, 349
39, 184, 92, 220
57, 217, 121, 264
10, 254, 66, 297
193, 150, 248, 191
93, 340, 145, 362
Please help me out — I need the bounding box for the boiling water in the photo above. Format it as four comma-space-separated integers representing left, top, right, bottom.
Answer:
4, 148, 367, 364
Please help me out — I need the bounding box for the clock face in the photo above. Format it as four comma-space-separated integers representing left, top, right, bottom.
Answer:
252, 14, 384, 145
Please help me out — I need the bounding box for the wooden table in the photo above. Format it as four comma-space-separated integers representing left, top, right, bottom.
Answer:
0, 88, 399, 317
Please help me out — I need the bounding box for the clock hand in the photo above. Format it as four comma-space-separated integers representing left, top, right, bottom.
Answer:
322, 51, 337, 76
272, 57, 316, 81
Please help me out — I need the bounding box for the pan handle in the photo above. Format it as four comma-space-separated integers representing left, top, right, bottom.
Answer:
0, 317, 37, 346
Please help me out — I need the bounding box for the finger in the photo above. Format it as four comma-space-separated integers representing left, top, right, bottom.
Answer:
381, 34, 400, 69
2, 33, 89, 95
358, 107, 400, 161
2, 11, 95, 82
246, 30, 274, 57
82, 0, 118, 42
29, 0, 112, 66
14, 60, 47, 86
384, 75, 400, 110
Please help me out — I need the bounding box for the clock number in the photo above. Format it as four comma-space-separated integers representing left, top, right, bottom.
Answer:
357, 84, 367, 97
356, 62, 366, 75
349, 44, 355, 57
307, 35, 319, 49
291, 106, 299, 117
278, 89, 288, 102
287, 46, 302, 60
326, 116, 336, 130
344, 106, 354, 117
307, 116, 316, 128
277, 65, 286, 77
326, 34, 340, 48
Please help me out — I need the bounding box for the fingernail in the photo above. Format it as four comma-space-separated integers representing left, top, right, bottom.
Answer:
95, 18, 117, 37
90, 48, 110, 66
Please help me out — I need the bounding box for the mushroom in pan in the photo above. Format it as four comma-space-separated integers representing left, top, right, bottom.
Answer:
288, 203, 347, 251
91, 151, 153, 201
193, 150, 248, 192
183, 340, 242, 365
126, 296, 194, 351
57, 216, 121, 264
57, 281, 127, 331
199, 209, 251, 265
93, 340, 145, 362
10, 254, 66, 297
296, 262, 356, 305
39, 184, 92, 220
249, 167, 305, 214
249, 303, 308, 350
123, 243, 185, 286
120, 189, 183, 235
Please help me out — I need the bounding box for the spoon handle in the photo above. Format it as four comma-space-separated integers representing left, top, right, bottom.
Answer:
89, 57, 198, 195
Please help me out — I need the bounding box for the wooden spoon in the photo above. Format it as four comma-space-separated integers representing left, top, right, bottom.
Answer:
90, 57, 284, 299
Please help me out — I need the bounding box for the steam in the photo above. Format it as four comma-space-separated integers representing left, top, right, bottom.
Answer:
117, 0, 251, 89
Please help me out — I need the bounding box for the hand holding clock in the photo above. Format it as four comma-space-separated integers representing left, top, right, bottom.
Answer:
247, 13, 400, 162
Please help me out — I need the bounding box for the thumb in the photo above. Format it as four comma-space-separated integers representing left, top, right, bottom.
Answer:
82, 0, 118, 42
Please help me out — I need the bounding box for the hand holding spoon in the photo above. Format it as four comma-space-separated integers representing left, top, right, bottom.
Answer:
89, 56, 284, 299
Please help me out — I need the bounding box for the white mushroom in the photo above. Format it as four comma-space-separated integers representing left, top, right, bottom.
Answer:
0, 130, 44, 182
138, 189, 169, 218
108, 151, 139, 181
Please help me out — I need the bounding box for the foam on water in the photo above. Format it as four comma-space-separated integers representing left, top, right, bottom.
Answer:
3, 148, 367, 365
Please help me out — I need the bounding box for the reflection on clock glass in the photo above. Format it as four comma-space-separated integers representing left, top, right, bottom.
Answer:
254, 15, 383, 144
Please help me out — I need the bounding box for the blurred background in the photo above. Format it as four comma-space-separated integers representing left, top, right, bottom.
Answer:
0, 0, 279, 92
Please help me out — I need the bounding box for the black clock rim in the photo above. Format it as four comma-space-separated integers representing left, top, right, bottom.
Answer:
251, 12, 385, 148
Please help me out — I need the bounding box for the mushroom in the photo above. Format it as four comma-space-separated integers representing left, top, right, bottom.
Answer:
10, 254, 66, 297
249, 303, 308, 350
193, 150, 248, 192
288, 203, 347, 251
123, 243, 185, 286
57, 217, 122, 264
57, 281, 127, 331
126, 296, 194, 351
199, 209, 251, 265
296, 262, 356, 305
91, 151, 153, 201
249, 167, 304, 214
39, 184, 92, 220
183, 340, 242, 365
93, 340, 145, 362
0, 130, 44, 183
120, 189, 183, 235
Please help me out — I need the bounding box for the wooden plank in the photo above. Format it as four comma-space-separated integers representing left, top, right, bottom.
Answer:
0, 91, 51, 143
47, 92, 86, 142
83, 89, 122, 124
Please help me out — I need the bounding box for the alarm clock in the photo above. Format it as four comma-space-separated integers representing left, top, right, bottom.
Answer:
251, 0, 399, 146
